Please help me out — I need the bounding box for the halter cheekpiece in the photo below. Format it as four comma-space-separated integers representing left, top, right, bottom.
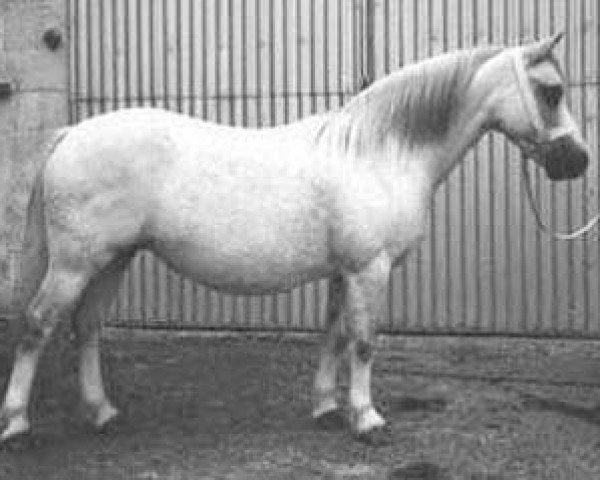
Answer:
511, 49, 575, 144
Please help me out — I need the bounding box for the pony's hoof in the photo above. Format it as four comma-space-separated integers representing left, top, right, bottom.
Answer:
94, 411, 123, 436
315, 409, 347, 431
354, 424, 394, 446
86, 402, 120, 435
0, 430, 35, 453
0, 409, 31, 450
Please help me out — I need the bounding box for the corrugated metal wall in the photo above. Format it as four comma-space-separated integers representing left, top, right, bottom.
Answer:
68, 0, 600, 337
376, 0, 600, 337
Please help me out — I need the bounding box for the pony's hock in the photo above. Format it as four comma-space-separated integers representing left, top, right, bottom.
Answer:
0, 81, 13, 99
0, 35, 590, 445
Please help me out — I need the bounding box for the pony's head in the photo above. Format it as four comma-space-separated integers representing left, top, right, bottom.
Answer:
488, 33, 589, 180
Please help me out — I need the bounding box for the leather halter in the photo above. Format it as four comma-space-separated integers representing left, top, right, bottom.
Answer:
512, 49, 599, 240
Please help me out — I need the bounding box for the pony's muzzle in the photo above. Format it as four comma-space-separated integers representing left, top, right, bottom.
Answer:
541, 135, 589, 181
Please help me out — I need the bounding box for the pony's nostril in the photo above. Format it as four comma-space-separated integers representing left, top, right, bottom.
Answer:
543, 137, 589, 180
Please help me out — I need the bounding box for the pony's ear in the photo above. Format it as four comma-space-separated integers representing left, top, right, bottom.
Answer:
523, 32, 564, 64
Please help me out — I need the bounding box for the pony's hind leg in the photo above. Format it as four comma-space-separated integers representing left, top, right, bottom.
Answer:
313, 274, 348, 429
0, 265, 93, 441
73, 256, 130, 431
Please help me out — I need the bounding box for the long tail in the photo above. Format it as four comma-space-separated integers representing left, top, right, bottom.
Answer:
15, 128, 70, 310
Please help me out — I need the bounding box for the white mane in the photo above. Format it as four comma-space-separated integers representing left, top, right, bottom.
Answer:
317, 46, 502, 156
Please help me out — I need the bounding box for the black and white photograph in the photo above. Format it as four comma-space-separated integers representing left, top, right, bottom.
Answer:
0, 1, 599, 478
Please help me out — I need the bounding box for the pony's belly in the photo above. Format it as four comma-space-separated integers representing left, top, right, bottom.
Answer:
151, 238, 334, 294
148, 164, 336, 292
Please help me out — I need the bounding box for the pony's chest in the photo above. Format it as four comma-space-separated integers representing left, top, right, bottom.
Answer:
331, 171, 431, 264
386, 199, 431, 258
382, 174, 433, 260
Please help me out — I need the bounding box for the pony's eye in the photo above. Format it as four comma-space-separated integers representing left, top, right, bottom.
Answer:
539, 85, 563, 109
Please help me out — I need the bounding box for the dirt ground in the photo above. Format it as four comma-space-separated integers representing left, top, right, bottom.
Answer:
1, 327, 600, 480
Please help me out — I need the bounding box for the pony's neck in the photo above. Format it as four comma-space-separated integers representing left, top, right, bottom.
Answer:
331, 47, 502, 189
424, 77, 496, 186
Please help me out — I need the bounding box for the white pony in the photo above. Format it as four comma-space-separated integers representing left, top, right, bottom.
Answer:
0, 34, 589, 445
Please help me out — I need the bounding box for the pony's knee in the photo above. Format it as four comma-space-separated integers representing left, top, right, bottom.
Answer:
21, 298, 71, 349
348, 319, 377, 363
354, 339, 374, 363
333, 334, 349, 356
19, 308, 48, 349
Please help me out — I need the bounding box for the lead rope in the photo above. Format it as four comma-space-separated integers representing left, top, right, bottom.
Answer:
512, 46, 600, 241
521, 156, 600, 240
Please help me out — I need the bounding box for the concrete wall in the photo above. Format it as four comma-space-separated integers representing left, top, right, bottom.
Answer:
0, 0, 68, 314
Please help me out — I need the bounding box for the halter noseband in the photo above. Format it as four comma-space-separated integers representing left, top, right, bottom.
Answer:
512, 48, 600, 240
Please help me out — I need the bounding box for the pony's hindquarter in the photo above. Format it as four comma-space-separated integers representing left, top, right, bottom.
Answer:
1, 131, 128, 440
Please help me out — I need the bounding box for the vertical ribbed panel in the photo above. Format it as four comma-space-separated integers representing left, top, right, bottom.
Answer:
70, 1, 600, 337
378, 0, 599, 336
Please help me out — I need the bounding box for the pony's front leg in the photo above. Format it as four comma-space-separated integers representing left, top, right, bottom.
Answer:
313, 274, 348, 430
345, 254, 391, 443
